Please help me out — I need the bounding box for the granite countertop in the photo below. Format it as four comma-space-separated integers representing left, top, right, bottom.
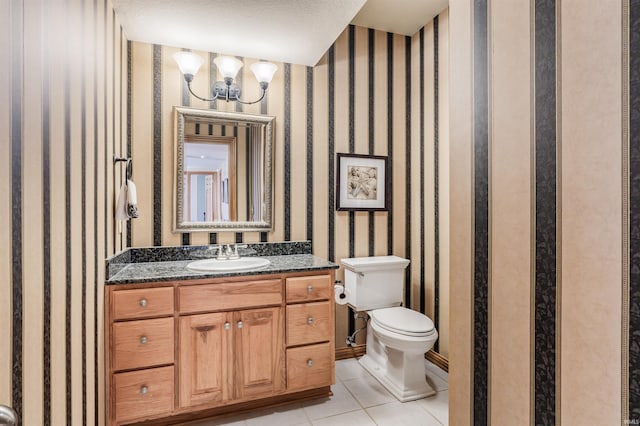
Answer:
105, 242, 338, 285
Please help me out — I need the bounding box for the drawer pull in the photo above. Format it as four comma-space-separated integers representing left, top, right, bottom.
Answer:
224, 322, 230, 330
139, 336, 148, 345
140, 385, 149, 395
307, 285, 313, 293
237, 321, 244, 329
307, 317, 314, 325
307, 359, 314, 367
139, 298, 148, 308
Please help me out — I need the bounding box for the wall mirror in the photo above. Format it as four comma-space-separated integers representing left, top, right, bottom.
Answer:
173, 106, 274, 232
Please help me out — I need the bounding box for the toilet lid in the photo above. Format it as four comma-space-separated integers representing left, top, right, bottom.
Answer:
370, 307, 435, 337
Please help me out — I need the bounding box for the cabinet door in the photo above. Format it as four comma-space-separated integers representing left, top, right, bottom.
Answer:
234, 307, 285, 399
179, 312, 232, 408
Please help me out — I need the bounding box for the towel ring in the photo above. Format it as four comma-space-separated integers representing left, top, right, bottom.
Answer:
114, 156, 133, 181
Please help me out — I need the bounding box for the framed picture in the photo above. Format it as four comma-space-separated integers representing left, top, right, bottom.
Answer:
336, 153, 389, 211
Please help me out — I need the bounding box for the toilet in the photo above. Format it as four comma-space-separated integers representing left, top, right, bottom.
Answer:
340, 256, 438, 402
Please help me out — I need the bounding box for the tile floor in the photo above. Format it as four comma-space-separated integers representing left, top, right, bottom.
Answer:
183, 358, 449, 426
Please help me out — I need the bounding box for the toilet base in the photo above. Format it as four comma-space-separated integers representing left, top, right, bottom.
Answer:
359, 353, 436, 402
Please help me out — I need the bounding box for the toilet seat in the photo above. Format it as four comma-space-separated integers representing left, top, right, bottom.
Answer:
369, 307, 435, 338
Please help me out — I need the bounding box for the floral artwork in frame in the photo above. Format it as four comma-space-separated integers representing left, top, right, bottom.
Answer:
336, 153, 389, 211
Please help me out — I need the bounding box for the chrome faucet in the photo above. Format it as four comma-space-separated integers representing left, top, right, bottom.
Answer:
215, 244, 248, 260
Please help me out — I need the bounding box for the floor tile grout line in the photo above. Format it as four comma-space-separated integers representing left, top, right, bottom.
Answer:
340, 378, 368, 411
412, 400, 446, 426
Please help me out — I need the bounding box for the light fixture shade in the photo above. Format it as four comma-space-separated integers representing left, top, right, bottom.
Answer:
250, 62, 278, 84
173, 52, 204, 76
214, 56, 244, 79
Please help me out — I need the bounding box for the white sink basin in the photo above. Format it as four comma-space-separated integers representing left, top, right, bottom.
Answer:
186, 257, 271, 273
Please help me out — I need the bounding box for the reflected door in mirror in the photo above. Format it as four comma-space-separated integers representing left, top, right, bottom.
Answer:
183, 138, 237, 223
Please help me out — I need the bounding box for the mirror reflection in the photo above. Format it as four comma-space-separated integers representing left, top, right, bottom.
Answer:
183, 138, 236, 222
174, 107, 274, 232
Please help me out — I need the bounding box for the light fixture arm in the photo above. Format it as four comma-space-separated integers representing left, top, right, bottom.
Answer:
174, 53, 276, 105
184, 78, 221, 103
233, 83, 268, 105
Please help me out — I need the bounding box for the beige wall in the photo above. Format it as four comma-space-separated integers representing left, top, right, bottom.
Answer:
129, 17, 451, 355
0, 0, 126, 424
448, 0, 474, 423
489, 0, 532, 423
560, 1, 622, 423
448, 0, 623, 424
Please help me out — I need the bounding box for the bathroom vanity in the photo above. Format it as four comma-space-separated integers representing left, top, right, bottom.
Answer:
104, 243, 337, 425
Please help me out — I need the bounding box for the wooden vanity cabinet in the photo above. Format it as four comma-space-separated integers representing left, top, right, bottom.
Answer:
178, 312, 232, 408
285, 275, 334, 391
106, 286, 176, 425
105, 271, 334, 426
234, 307, 285, 399
178, 307, 284, 408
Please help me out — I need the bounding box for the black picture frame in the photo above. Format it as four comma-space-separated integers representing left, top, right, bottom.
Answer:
336, 153, 389, 211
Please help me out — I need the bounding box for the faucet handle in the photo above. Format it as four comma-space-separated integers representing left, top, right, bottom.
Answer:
228, 244, 241, 260
216, 246, 227, 260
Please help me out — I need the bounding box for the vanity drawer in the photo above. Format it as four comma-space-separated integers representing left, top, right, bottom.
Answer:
178, 279, 283, 314
112, 317, 174, 371
286, 342, 332, 391
286, 275, 332, 303
112, 287, 174, 320
114, 366, 174, 424
286, 301, 331, 346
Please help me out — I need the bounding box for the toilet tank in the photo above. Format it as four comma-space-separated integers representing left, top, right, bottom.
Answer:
340, 256, 410, 311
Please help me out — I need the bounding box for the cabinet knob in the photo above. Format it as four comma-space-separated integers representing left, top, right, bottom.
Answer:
139, 298, 147, 308
307, 317, 314, 325
139, 336, 148, 345
307, 285, 313, 293
140, 385, 148, 395
307, 359, 313, 367
237, 321, 243, 329
224, 322, 230, 330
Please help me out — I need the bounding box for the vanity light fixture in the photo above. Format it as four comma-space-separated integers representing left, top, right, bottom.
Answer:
173, 52, 277, 105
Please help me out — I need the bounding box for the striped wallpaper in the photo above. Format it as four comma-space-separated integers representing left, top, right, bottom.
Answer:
533, 0, 558, 423
128, 15, 451, 355
472, 0, 489, 423
449, 0, 626, 424
1, 3, 450, 425
1, 0, 126, 424
628, 0, 640, 421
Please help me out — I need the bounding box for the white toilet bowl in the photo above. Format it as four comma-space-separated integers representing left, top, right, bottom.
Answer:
339, 256, 439, 402
358, 306, 438, 402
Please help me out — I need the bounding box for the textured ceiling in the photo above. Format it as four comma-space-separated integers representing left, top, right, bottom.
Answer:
352, 0, 448, 35
113, 0, 448, 67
